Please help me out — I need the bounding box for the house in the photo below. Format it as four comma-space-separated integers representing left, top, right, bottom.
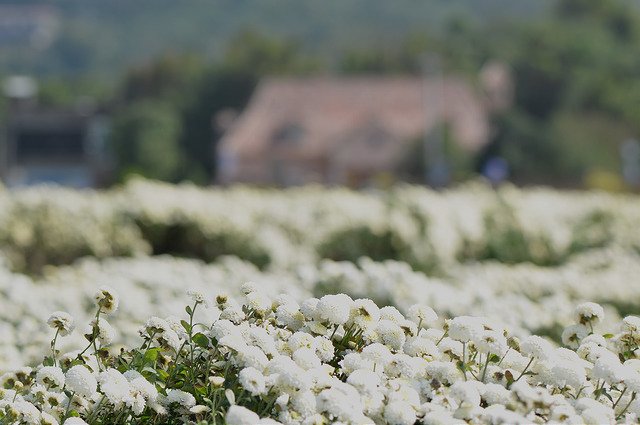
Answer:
217, 72, 508, 187
1, 77, 112, 188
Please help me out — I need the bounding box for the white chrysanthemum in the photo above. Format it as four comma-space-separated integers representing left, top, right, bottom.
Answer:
288, 331, 315, 351
380, 306, 404, 323
574, 302, 604, 325
361, 342, 393, 367
141, 316, 171, 335
561, 324, 589, 349
246, 291, 272, 315
291, 390, 317, 416
474, 330, 508, 356
239, 367, 266, 396
622, 316, 640, 333
209, 319, 236, 341
47, 312, 75, 336
383, 400, 416, 425
482, 383, 512, 406
520, 335, 555, 360
65, 365, 97, 399
317, 294, 353, 325
293, 348, 321, 370
313, 336, 334, 362
404, 336, 439, 360
165, 389, 196, 408
425, 361, 462, 385
94, 286, 119, 314
407, 305, 437, 327
84, 317, 116, 346
438, 338, 463, 359
349, 298, 381, 329
447, 316, 483, 343
236, 346, 269, 371
451, 381, 481, 408
347, 369, 380, 394
36, 366, 65, 388
300, 298, 320, 321
226, 405, 260, 425
340, 353, 373, 375
63, 418, 89, 425
187, 289, 207, 305
275, 303, 304, 330
12, 400, 41, 424
376, 320, 406, 351
98, 368, 132, 408
124, 370, 158, 402
551, 360, 587, 389
157, 329, 182, 352
40, 411, 58, 425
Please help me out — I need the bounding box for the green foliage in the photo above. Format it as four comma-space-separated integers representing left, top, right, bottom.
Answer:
110, 101, 184, 182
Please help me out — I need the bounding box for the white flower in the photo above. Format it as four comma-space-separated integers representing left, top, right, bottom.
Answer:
36, 366, 65, 388
98, 368, 132, 408
165, 389, 196, 408
317, 294, 353, 325
226, 405, 260, 425
551, 360, 587, 389
376, 320, 406, 351
293, 348, 321, 370
246, 291, 272, 315
447, 316, 483, 343
562, 324, 589, 349
574, 302, 604, 325
238, 367, 266, 396
63, 418, 89, 425
349, 298, 381, 329
474, 330, 508, 356
84, 317, 116, 346
407, 305, 437, 327
622, 316, 640, 333
520, 335, 555, 360
65, 365, 97, 399
383, 400, 416, 425
187, 290, 208, 305
47, 312, 75, 336
94, 286, 119, 314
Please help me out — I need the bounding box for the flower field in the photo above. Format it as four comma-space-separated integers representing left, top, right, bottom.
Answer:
1, 179, 640, 424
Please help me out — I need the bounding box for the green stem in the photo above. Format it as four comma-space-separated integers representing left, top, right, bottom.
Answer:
480, 353, 491, 383
51, 328, 60, 367
613, 386, 628, 409
616, 392, 636, 420
515, 357, 534, 382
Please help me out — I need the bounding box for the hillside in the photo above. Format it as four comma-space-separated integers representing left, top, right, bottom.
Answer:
0, 0, 553, 76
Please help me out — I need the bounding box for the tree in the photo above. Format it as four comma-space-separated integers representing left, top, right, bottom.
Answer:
110, 100, 184, 182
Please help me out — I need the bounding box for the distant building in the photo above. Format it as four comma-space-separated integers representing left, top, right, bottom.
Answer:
217, 75, 504, 187
1, 77, 112, 188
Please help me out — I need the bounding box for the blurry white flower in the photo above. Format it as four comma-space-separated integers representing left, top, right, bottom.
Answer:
47, 312, 75, 336
94, 286, 119, 314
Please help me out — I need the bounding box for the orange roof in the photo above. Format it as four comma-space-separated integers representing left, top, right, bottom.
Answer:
219, 76, 490, 160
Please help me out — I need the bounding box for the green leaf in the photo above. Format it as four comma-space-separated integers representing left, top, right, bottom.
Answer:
181, 320, 192, 333
157, 369, 169, 382
193, 333, 210, 348
185, 305, 193, 316
489, 354, 501, 363
603, 333, 614, 339
144, 348, 160, 364
456, 360, 466, 373
43, 356, 55, 367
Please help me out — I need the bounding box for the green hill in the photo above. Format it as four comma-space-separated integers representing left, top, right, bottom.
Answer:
0, 0, 552, 76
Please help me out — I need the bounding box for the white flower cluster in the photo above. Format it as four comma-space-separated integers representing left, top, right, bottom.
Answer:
4, 286, 640, 424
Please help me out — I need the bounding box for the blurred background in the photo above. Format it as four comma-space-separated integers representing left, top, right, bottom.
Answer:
0, 0, 639, 191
